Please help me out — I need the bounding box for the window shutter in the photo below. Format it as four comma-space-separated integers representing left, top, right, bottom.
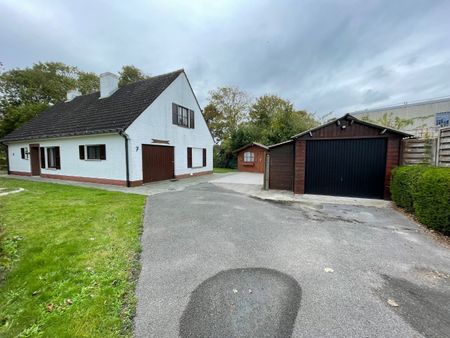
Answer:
40, 147, 45, 168
55, 147, 61, 169
99, 144, 106, 160
202, 148, 206, 167
172, 103, 178, 125
21, 148, 25, 159
189, 110, 195, 129
187, 147, 192, 168
79, 145, 85, 159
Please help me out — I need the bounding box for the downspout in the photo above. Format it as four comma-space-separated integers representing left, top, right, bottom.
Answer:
119, 131, 131, 187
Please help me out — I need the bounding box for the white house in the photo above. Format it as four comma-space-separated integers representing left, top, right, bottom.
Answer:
2, 69, 214, 186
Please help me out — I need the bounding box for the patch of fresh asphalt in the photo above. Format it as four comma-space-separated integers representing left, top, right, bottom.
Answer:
179, 268, 301, 338
134, 183, 450, 337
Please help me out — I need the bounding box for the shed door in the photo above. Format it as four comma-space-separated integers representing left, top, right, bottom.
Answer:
142, 145, 174, 183
305, 138, 387, 198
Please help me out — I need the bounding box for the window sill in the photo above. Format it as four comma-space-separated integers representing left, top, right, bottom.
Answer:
243, 162, 255, 166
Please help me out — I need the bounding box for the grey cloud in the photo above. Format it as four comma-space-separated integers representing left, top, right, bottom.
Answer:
1, 0, 450, 117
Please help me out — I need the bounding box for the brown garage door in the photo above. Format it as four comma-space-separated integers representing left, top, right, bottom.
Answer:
142, 145, 174, 183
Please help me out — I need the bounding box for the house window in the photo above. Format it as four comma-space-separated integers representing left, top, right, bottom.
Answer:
20, 147, 28, 160
436, 112, 450, 127
79, 145, 106, 160
46, 147, 61, 169
172, 103, 194, 128
187, 147, 207, 168
244, 151, 254, 162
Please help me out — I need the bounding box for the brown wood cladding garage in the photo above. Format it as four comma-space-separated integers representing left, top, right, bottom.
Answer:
142, 144, 174, 183
268, 114, 411, 199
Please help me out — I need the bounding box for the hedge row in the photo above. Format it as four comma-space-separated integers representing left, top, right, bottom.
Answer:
391, 166, 450, 234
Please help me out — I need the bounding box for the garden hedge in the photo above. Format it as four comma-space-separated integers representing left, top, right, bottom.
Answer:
390, 165, 428, 212
391, 165, 450, 235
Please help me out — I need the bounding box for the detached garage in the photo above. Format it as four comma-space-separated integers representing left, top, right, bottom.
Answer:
268, 114, 412, 199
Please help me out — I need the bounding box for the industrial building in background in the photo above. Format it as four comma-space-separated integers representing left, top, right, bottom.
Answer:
352, 96, 450, 137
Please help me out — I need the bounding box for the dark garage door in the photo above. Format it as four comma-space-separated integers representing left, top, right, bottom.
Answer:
142, 145, 174, 183
305, 138, 387, 198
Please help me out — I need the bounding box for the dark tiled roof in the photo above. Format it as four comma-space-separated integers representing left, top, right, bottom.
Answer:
2, 69, 184, 142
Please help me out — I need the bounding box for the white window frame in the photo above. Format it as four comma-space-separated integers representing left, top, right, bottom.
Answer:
243, 151, 255, 163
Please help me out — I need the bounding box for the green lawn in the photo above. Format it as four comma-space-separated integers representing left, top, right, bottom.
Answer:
213, 167, 237, 173
0, 178, 146, 337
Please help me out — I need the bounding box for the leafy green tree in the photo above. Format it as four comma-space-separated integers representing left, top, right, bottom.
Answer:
248, 94, 318, 145
119, 65, 148, 87
206, 86, 251, 141
0, 62, 102, 138
0, 103, 48, 138
77, 71, 99, 94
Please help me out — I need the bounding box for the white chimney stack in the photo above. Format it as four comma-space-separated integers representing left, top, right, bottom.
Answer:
100, 72, 119, 99
66, 89, 81, 102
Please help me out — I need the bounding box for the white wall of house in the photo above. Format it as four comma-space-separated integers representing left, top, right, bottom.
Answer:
125, 72, 214, 181
7, 134, 126, 180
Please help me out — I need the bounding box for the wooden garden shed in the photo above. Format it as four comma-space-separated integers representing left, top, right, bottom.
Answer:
268, 114, 412, 199
234, 143, 268, 173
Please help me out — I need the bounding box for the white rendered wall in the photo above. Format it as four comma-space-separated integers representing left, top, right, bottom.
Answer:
7, 134, 126, 180
126, 73, 214, 181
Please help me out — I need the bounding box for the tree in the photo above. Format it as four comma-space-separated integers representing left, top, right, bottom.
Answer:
77, 71, 99, 94
206, 86, 251, 141
0, 103, 48, 138
248, 94, 318, 145
203, 103, 224, 141
0, 62, 102, 138
119, 65, 148, 87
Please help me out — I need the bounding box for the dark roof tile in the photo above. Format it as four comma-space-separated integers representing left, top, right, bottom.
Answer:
2, 69, 184, 142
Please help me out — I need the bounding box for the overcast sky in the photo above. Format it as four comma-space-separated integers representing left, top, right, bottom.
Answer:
1, 0, 450, 117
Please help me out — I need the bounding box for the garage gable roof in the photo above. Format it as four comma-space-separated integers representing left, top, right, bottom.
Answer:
291, 113, 413, 139
2, 69, 184, 142
233, 142, 268, 154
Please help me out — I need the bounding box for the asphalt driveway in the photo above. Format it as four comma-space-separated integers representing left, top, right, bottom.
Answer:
135, 183, 450, 337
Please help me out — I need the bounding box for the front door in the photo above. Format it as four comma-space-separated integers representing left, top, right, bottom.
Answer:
29, 144, 41, 176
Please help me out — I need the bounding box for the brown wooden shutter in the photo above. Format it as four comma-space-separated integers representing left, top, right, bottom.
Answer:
202, 148, 206, 167
21, 148, 25, 159
40, 147, 45, 168
99, 144, 106, 160
79, 145, 85, 159
187, 147, 192, 168
55, 147, 61, 169
189, 110, 195, 129
172, 103, 178, 125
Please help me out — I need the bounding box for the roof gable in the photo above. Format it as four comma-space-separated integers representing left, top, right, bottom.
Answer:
2, 69, 184, 142
292, 114, 413, 139
233, 142, 268, 154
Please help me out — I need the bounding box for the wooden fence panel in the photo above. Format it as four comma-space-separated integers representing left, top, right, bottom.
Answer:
401, 139, 436, 165
438, 127, 450, 167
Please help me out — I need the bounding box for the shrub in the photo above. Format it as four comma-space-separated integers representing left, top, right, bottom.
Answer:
413, 167, 450, 234
390, 165, 428, 212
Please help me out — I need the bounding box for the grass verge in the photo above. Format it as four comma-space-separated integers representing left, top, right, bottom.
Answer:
0, 178, 146, 337
213, 167, 237, 173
